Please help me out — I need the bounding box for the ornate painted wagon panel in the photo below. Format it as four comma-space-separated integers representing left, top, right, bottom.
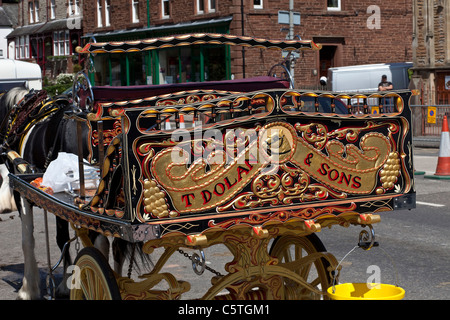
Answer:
76, 88, 415, 243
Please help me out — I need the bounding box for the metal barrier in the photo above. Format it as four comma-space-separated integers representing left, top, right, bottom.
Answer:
411, 105, 450, 136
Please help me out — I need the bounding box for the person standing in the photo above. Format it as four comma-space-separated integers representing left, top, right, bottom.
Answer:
378, 75, 393, 91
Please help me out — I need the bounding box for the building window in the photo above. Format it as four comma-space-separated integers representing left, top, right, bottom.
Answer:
253, 0, 263, 9
29, 2, 34, 23
29, 1, 39, 23
105, 0, 111, 26
53, 30, 70, 56
197, 0, 217, 14
327, 0, 341, 11
50, 0, 56, 19
132, 0, 139, 23
162, 0, 170, 19
95, 1, 109, 27
208, 0, 216, 12
34, 1, 39, 22
97, 0, 103, 27
197, 0, 204, 14
69, 0, 81, 16
76, 0, 81, 15
15, 36, 30, 59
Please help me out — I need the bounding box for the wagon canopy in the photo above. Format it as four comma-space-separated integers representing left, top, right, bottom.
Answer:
76, 33, 321, 54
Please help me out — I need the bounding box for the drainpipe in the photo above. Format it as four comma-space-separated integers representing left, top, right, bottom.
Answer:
289, 0, 295, 84
147, 0, 150, 27
146, 0, 151, 83
241, 0, 245, 78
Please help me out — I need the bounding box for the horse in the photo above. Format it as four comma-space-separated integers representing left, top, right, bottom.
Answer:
0, 86, 86, 299
0, 87, 149, 299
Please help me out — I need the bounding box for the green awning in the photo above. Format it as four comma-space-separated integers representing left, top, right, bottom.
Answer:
82, 16, 232, 42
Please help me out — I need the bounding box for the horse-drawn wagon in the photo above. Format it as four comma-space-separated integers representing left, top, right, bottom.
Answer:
1, 34, 415, 300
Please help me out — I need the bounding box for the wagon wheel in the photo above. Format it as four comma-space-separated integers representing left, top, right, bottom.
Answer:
269, 234, 332, 300
70, 247, 121, 300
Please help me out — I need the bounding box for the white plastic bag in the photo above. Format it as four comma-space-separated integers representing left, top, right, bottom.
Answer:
42, 152, 98, 193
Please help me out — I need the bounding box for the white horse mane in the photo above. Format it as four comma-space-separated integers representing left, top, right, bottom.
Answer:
0, 87, 28, 111
0, 87, 28, 213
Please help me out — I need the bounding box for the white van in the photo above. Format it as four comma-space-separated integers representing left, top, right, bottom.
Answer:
0, 59, 42, 93
327, 62, 413, 92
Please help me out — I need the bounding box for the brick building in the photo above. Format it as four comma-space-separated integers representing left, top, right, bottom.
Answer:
3, 1, 402, 88
81, 0, 412, 88
6, 0, 83, 77
240, 1, 413, 88
410, 0, 450, 105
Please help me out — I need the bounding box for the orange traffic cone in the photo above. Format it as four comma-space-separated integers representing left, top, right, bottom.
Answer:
165, 117, 171, 130
425, 115, 450, 179
193, 115, 201, 127
179, 114, 186, 128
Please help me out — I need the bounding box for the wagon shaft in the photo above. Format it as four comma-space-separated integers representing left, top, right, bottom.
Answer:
117, 272, 191, 300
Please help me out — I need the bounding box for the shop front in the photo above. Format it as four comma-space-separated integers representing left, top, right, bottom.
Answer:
84, 17, 232, 86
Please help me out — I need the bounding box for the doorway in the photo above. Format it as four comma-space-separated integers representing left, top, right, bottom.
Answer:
313, 37, 344, 86
319, 45, 337, 78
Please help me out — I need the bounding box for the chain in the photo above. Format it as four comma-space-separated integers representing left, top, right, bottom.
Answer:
75, 236, 80, 255
177, 249, 223, 277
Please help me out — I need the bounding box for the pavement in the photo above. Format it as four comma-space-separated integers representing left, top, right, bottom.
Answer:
413, 136, 446, 177
413, 136, 440, 149
413, 147, 439, 175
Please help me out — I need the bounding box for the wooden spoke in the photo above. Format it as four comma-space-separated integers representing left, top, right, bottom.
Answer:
70, 247, 121, 300
269, 234, 333, 300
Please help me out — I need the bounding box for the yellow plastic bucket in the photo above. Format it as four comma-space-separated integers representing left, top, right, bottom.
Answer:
327, 283, 405, 300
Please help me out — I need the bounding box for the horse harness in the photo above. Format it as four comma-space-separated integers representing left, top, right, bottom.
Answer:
1, 90, 68, 173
